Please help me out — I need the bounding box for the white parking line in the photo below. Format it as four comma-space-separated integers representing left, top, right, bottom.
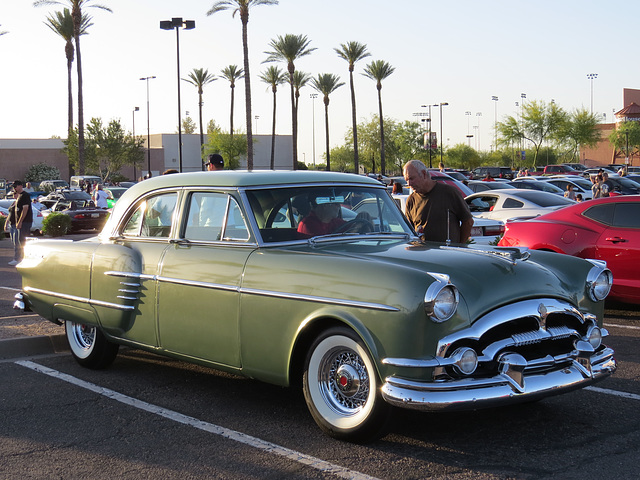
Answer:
586, 386, 640, 401
0, 286, 21, 292
16, 360, 380, 480
604, 323, 640, 331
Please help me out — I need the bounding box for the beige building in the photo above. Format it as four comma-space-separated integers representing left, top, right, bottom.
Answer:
580, 88, 640, 167
0, 133, 294, 185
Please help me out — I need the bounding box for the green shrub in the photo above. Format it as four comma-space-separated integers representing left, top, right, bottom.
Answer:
0, 216, 5, 240
42, 212, 71, 237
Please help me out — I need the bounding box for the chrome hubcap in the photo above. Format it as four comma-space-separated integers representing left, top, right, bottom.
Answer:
320, 349, 370, 414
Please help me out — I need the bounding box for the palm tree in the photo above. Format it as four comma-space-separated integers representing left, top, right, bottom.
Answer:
207, 0, 279, 171
363, 60, 395, 176
219, 64, 244, 137
264, 34, 316, 170
34, 0, 112, 175
258, 66, 286, 169
292, 70, 311, 116
183, 68, 217, 165
335, 41, 370, 174
44, 9, 92, 138
311, 74, 344, 171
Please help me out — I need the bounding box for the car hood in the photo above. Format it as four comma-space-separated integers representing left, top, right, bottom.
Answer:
283, 238, 589, 320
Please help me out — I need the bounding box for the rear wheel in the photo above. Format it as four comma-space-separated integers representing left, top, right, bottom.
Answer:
65, 321, 119, 369
302, 327, 390, 442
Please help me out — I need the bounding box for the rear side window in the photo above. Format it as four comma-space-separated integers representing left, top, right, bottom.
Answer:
583, 204, 614, 225
612, 203, 640, 228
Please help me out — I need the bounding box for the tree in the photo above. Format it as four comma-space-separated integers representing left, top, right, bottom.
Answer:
556, 108, 601, 161
445, 144, 482, 170
34, 0, 113, 175
181, 117, 197, 134
207, 1, 279, 170
311, 73, 345, 171
63, 117, 143, 181
335, 41, 370, 174
362, 60, 395, 175
609, 120, 640, 165
183, 67, 216, 163
292, 70, 311, 116
258, 65, 286, 169
497, 100, 567, 166
204, 121, 247, 170
219, 64, 244, 137
44, 9, 91, 136
25, 163, 62, 183
264, 33, 316, 170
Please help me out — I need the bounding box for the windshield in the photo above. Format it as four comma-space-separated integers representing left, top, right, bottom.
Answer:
246, 185, 413, 243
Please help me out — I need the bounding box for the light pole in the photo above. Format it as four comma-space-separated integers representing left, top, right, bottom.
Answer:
465, 111, 472, 135
421, 104, 437, 168
520, 93, 526, 153
254, 115, 259, 135
310, 93, 318, 168
132, 106, 139, 180
492, 96, 498, 151
587, 73, 598, 114
139, 76, 156, 178
476, 112, 482, 150
160, 17, 195, 173
438, 103, 449, 166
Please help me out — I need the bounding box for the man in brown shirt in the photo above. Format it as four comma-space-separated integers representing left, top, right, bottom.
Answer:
403, 160, 474, 244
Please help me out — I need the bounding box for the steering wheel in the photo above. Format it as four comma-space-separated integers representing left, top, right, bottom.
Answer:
333, 218, 374, 234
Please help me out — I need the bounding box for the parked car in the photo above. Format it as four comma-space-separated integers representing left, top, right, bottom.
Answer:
70, 175, 102, 191
508, 179, 565, 195
41, 199, 110, 232
562, 163, 589, 171
542, 176, 595, 200
0, 199, 45, 235
499, 195, 640, 304
392, 194, 505, 244
604, 176, 640, 196
467, 180, 516, 193
465, 189, 575, 223
15, 171, 616, 441
470, 166, 514, 180
39, 179, 69, 193
542, 164, 581, 175
104, 186, 129, 209
42, 189, 92, 209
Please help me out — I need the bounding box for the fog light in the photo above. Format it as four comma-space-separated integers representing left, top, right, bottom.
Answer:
452, 347, 478, 375
586, 326, 602, 349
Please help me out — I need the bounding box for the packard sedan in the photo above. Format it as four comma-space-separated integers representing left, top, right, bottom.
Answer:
14, 171, 616, 441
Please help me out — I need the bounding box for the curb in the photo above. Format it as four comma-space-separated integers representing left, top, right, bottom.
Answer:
0, 334, 69, 359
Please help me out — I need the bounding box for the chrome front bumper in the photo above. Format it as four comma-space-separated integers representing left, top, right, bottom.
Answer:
381, 346, 616, 411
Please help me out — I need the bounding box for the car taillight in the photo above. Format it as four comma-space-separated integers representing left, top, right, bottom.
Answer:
484, 224, 505, 236
73, 214, 84, 219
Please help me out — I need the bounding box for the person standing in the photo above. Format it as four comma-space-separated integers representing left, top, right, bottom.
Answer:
206, 153, 224, 171
93, 184, 109, 209
403, 160, 474, 244
564, 184, 576, 200
10, 180, 33, 265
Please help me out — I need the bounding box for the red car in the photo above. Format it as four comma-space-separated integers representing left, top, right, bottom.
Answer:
499, 196, 640, 304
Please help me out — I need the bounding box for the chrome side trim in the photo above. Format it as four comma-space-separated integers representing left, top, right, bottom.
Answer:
104, 270, 399, 312
23, 286, 135, 311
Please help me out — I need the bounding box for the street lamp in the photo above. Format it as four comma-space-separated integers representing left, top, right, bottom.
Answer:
160, 17, 195, 173
465, 111, 472, 135
492, 96, 498, 151
310, 93, 318, 167
132, 106, 139, 180
587, 73, 598, 114
439, 102, 448, 166
476, 112, 482, 150
139, 76, 156, 178
420, 104, 437, 168
254, 115, 260, 135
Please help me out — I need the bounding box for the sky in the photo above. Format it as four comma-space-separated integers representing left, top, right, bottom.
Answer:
1, 0, 639, 167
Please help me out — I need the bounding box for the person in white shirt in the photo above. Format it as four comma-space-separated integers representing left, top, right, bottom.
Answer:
93, 184, 109, 209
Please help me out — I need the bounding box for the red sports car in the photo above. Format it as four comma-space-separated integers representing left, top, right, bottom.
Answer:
499, 196, 640, 304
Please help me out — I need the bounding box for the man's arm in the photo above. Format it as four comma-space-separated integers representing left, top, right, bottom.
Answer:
460, 216, 474, 243
16, 204, 29, 228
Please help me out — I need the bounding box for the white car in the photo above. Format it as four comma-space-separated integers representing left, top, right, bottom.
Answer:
0, 199, 45, 235
392, 194, 504, 244
541, 176, 595, 200
465, 189, 575, 223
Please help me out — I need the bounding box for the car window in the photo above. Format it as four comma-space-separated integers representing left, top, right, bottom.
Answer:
467, 196, 496, 212
513, 191, 574, 207
612, 203, 640, 228
183, 192, 250, 242
502, 198, 524, 209
583, 204, 614, 225
122, 192, 178, 238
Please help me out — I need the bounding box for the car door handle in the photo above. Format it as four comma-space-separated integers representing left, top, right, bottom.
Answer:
605, 237, 627, 243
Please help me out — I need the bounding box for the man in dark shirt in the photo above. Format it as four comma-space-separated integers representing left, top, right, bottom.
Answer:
403, 160, 473, 244
10, 180, 33, 264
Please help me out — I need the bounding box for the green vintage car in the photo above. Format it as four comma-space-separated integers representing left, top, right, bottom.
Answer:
14, 171, 616, 441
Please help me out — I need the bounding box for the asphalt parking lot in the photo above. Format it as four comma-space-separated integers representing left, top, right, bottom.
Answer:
1, 235, 640, 479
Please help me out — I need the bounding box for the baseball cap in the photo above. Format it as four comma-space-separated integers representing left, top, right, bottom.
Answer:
206, 153, 224, 167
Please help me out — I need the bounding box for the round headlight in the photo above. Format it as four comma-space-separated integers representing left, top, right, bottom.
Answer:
586, 326, 602, 349
452, 347, 478, 375
587, 265, 612, 302
433, 286, 458, 320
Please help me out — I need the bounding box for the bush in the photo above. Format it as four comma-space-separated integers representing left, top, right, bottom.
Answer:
25, 163, 61, 184
42, 212, 71, 237
0, 216, 5, 240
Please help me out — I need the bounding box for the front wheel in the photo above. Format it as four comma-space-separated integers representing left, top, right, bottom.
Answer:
65, 321, 119, 369
303, 327, 390, 442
